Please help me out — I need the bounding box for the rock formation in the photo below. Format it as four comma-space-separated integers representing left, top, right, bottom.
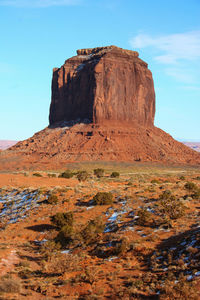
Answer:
49, 46, 155, 127
1, 45, 200, 170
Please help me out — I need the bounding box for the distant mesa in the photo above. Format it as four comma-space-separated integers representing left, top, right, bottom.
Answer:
183, 142, 200, 152
1, 46, 200, 170
0, 140, 18, 150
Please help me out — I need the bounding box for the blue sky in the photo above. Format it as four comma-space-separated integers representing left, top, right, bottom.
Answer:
0, 0, 200, 141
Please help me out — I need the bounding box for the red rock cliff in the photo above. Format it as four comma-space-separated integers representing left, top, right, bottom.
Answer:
2, 46, 200, 169
49, 46, 155, 127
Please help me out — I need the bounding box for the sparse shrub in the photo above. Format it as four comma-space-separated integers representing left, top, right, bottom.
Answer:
159, 195, 186, 220
40, 241, 61, 261
77, 170, 89, 182
159, 190, 172, 200
33, 188, 44, 196
113, 238, 130, 255
51, 211, 74, 229
137, 208, 152, 226
93, 192, 113, 205
70, 266, 98, 286
151, 179, 160, 184
47, 194, 58, 205
62, 198, 70, 203
50, 212, 75, 246
160, 274, 200, 300
184, 182, 197, 192
17, 260, 30, 268
41, 252, 82, 274
56, 187, 70, 193
18, 268, 32, 279
110, 171, 120, 178
129, 279, 143, 289
195, 176, 200, 180
56, 224, 74, 246
33, 172, 42, 177
158, 216, 173, 229
48, 173, 56, 178
0, 219, 8, 230
191, 188, 200, 199
94, 168, 104, 178
58, 170, 73, 179
81, 217, 105, 244
0, 278, 21, 293
179, 175, 185, 180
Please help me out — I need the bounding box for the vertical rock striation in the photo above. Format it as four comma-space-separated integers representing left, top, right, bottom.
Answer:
49, 46, 155, 127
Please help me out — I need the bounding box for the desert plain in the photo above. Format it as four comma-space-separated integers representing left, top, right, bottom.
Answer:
0, 162, 200, 299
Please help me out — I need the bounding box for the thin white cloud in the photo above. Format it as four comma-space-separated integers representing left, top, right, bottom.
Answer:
130, 31, 200, 85
130, 31, 200, 64
165, 67, 196, 84
0, 0, 80, 7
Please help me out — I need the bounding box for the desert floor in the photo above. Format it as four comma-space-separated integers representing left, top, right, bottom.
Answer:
0, 163, 200, 299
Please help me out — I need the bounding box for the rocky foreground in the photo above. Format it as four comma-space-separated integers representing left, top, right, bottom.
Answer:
0, 167, 200, 299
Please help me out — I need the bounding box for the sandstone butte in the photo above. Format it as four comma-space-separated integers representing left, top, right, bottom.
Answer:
1, 45, 200, 170
49, 46, 155, 127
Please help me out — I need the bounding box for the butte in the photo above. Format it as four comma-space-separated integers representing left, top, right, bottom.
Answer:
1, 45, 200, 170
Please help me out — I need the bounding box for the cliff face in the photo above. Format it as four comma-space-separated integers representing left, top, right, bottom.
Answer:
1, 45, 199, 171
49, 46, 155, 127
